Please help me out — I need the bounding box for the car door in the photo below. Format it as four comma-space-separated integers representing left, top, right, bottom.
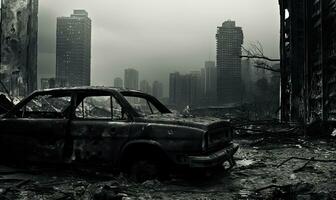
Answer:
0, 92, 73, 163
69, 93, 130, 166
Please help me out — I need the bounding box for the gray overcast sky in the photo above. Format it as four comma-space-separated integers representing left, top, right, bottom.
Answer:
38, 0, 280, 96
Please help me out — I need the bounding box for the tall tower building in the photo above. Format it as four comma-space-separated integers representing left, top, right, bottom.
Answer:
56, 10, 91, 87
216, 20, 243, 104
124, 68, 139, 90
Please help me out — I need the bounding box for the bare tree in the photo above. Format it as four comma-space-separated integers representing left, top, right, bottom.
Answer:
241, 42, 280, 73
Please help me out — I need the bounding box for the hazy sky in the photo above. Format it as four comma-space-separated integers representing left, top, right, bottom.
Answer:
38, 0, 280, 96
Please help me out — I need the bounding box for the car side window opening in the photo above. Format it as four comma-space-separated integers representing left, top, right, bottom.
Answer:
75, 95, 126, 120
20, 94, 72, 118
124, 96, 160, 116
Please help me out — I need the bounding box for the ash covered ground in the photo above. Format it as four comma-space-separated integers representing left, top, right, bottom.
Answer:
0, 130, 335, 200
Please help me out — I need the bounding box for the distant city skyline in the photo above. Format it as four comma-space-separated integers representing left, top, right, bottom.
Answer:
37, 0, 280, 96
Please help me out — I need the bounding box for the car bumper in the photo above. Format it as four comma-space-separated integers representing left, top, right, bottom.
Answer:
188, 143, 239, 168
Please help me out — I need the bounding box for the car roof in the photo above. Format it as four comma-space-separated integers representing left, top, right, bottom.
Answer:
35, 86, 143, 94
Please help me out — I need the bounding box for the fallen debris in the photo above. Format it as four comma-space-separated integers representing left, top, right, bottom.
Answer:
277, 156, 336, 168
293, 157, 315, 173
0, 179, 30, 197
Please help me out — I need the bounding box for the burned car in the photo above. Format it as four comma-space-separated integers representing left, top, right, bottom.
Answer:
0, 87, 238, 181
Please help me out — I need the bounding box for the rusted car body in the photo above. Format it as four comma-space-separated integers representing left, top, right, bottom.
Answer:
0, 87, 238, 179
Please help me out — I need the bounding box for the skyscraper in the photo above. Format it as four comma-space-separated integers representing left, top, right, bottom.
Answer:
124, 68, 139, 90
152, 81, 163, 99
56, 10, 91, 87
216, 20, 243, 104
0, 0, 38, 96
114, 77, 123, 88
169, 71, 203, 109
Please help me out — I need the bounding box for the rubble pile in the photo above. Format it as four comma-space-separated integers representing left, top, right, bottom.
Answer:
0, 131, 335, 200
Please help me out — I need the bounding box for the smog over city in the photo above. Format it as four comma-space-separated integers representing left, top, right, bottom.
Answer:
0, 0, 336, 199
38, 0, 280, 94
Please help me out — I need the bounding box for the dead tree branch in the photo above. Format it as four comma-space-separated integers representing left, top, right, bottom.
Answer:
241, 42, 281, 73
240, 55, 280, 62
254, 64, 280, 73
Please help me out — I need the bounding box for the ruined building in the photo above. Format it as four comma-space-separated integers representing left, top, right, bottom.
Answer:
279, 0, 336, 123
0, 0, 38, 96
216, 21, 244, 104
56, 10, 91, 87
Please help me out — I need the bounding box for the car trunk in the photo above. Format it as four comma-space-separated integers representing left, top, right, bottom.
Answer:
142, 113, 233, 152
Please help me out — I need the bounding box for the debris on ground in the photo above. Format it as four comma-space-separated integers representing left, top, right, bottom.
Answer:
0, 121, 335, 199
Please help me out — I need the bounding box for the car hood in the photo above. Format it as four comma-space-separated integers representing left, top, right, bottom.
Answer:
140, 113, 231, 130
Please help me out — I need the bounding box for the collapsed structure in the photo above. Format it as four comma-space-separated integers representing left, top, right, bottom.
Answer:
0, 0, 38, 96
279, 0, 336, 123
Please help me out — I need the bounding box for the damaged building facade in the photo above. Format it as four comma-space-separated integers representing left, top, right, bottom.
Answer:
216, 21, 244, 105
56, 10, 92, 87
0, 0, 38, 96
279, 0, 336, 123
